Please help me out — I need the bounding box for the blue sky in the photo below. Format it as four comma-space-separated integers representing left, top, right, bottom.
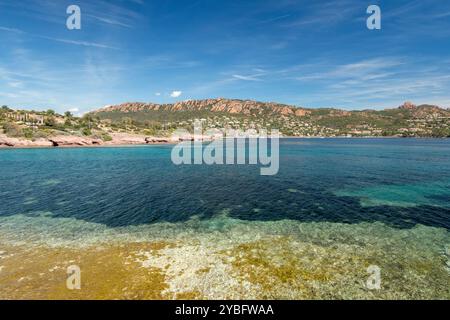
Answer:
1, 0, 450, 114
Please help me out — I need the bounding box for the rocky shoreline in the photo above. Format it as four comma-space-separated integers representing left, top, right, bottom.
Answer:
0, 133, 174, 148
2, 134, 448, 149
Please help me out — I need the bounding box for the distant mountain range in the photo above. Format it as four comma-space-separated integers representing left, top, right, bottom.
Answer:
92, 99, 450, 137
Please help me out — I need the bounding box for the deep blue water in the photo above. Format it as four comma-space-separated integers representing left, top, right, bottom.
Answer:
0, 138, 449, 229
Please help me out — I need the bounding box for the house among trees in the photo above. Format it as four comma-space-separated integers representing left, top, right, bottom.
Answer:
6, 112, 45, 126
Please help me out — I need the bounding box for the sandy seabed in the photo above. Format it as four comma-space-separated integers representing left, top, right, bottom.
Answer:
0, 213, 449, 300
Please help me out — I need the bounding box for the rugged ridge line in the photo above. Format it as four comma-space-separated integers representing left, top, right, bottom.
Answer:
92, 98, 450, 116
92, 98, 311, 117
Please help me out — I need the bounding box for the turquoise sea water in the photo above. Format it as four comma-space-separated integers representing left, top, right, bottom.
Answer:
0, 138, 449, 230
0, 138, 449, 299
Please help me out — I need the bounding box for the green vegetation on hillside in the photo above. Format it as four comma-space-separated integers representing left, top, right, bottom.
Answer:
1, 100, 449, 139
91, 101, 450, 138
0, 107, 111, 141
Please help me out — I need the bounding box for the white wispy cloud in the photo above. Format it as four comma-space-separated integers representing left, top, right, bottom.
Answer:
232, 74, 263, 81
128, 0, 145, 4
0, 25, 117, 50
8, 81, 23, 88
295, 58, 402, 81
141, 55, 200, 69
292, 57, 450, 109
435, 11, 450, 18
45, 37, 118, 49
0, 26, 24, 33
283, 0, 360, 29
0, 41, 123, 112
86, 14, 133, 28
1, 0, 144, 29
256, 14, 291, 25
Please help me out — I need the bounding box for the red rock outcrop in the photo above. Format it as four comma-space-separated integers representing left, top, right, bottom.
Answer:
399, 101, 416, 110
48, 136, 103, 147
0, 135, 54, 148
0, 133, 173, 148
93, 98, 311, 118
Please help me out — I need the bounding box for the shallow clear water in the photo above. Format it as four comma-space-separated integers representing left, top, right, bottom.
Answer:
0, 138, 449, 299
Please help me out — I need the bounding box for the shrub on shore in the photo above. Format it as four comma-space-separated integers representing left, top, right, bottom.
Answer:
3, 122, 23, 137
22, 128, 34, 139
101, 133, 113, 142
82, 128, 92, 136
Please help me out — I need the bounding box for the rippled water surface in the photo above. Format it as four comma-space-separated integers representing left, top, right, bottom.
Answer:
1, 138, 449, 228
0, 138, 449, 299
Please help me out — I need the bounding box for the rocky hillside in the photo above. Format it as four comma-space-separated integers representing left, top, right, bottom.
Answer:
91, 99, 450, 137
94, 98, 311, 117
